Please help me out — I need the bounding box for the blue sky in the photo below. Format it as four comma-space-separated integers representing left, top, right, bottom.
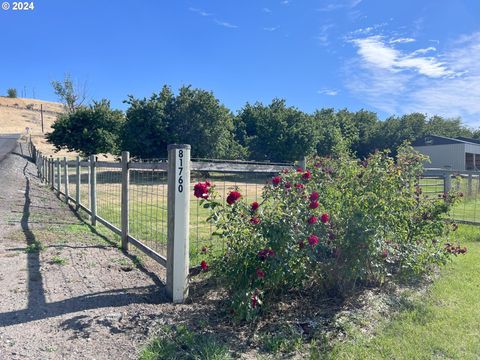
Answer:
1, 1, 480, 125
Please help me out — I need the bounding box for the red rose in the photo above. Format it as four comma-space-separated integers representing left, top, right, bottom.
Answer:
258, 248, 275, 261
226, 191, 241, 205
250, 217, 261, 225
296, 167, 303, 172
295, 183, 305, 190
272, 176, 282, 186
302, 171, 311, 181
284, 182, 292, 189
251, 294, 258, 308
200, 260, 208, 271
320, 213, 329, 223
251, 201, 259, 212
308, 234, 319, 246
309, 192, 319, 202
308, 216, 318, 224
309, 201, 319, 209
256, 268, 265, 279
193, 182, 210, 199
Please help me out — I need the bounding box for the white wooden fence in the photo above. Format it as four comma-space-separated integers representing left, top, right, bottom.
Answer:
29, 142, 296, 303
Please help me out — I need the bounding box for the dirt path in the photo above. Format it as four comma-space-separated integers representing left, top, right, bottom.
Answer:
0, 145, 176, 359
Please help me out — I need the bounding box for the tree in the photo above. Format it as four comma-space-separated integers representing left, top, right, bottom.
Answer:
7, 88, 17, 98
122, 85, 246, 159
121, 86, 173, 159
51, 74, 87, 113
235, 99, 317, 162
47, 100, 124, 156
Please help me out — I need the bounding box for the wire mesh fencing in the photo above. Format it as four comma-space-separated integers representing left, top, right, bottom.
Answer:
189, 170, 275, 265
129, 162, 168, 259
420, 170, 480, 225
96, 164, 122, 229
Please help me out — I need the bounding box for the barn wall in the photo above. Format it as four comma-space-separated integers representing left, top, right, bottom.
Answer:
414, 144, 466, 170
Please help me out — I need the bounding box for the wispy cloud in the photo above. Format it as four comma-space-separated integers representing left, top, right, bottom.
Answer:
263, 26, 280, 32
262, 7, 272, 13
318, 89, 339, 96
188, 7, 211, 17
317, 0, 362, 12
214, 19, 239, 29
315, 24, 334, 47
351, 35, 455, 78
390, 37, 415, 44
346, 32, 480, 125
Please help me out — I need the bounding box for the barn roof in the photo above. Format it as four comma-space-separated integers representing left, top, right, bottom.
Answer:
412, 135, 480, 147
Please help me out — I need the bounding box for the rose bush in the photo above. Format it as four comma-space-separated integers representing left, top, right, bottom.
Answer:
195, 144, 461, 320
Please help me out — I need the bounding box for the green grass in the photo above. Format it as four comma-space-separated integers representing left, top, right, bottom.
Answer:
50, 255, 67, 265
324, 224, 480, 360
139, 325, 232, 360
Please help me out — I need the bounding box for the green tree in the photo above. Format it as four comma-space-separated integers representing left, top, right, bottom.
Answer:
7, 88, 17, 98
121, 86, 173, 159
51, 74, 87, 113
47, 100, 124, 156
122, 85, 246, 159
167, 86, 246, 159
236, 99, 317, 162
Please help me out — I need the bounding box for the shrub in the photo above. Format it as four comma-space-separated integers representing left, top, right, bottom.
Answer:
7, 88, 17, 98
197, 145, 460, 320
47, 99, 124, 156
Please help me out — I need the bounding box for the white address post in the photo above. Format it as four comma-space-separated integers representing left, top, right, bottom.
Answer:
166, 144, 191, 303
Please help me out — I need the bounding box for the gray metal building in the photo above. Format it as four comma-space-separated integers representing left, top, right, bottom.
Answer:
412, 135, 480, 171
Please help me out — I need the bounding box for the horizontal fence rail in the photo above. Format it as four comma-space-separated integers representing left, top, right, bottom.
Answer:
30, 141, 298, 303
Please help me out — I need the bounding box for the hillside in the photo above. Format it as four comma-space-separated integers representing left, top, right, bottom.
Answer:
0, 96, 79, 157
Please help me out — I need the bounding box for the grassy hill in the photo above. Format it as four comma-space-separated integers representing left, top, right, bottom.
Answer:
0, 96, 79, 157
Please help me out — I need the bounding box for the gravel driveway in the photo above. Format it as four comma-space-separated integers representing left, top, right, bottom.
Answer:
0, 143, 175, 359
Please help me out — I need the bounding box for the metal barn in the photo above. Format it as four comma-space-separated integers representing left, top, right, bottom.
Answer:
412, 135, 480, 171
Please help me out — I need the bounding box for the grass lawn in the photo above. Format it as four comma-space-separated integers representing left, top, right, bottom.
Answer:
138, 225, 480, 359
326, 224, 480, 360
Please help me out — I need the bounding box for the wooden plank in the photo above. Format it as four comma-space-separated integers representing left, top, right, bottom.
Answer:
191, 161, 290, 173
130, 162, 168, 171
96, 161, 122, 169
127, 235, 167, 267
96, 216, 122, 236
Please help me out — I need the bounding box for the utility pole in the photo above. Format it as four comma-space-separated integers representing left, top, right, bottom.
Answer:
40, 104, 44, 133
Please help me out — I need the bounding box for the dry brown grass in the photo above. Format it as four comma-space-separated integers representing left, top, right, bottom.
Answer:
0, 96, 80, 157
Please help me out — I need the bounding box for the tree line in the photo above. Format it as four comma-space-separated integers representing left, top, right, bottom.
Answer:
47, 84, 479, 161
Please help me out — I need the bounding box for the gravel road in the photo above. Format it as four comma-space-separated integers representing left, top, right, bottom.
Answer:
0, 142, 178, 360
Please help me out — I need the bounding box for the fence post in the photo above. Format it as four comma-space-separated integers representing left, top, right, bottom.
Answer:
90, 155, 97, 226
444, 172, 451, 194
166, 144, 191, 303
50, 157, 54, 189
75, 156, 81, 209
467, 174, 473, 197
121, 151, 130, 251
63, 157, 69, 203
298, 156, 307, 171
56, 158, 61, 194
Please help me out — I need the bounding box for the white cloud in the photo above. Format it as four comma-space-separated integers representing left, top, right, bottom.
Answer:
346, 32, 480, 126
214, 19, 238, 28
318, 89, 339, 96
263, 7, 272, 13
351, 36, 454, 78
317, 0, 362, 12
188, 7, 211, 17
263, 26, 279, 32
390, 37, 415, 44
315, 24, 334, 47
